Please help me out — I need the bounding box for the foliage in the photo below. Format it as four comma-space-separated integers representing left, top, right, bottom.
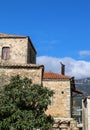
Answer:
0, 75, 54, 130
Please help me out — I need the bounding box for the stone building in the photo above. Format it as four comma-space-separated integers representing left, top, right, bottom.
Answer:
43, 72, 72, 118
43, 71, 82, 130
0, 33, 36, 64
43, 64, 82, 119
0, 33, 82, 129
82, 96, 90, 130
0, 33, 43, 85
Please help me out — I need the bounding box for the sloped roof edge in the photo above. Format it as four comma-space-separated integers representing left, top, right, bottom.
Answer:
43, 72, 72, 80
0, 62, 44, 69
72, 88, 83, 94
0, 33, 26, 38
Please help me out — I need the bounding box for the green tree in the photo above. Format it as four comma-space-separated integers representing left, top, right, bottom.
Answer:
0, 75, 54, 130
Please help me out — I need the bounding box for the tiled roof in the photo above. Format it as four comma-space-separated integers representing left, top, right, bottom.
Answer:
0, 62, 44, 69
43, 72, 71, 80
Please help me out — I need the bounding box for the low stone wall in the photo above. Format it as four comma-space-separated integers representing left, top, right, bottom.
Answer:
52, 118, 79, 130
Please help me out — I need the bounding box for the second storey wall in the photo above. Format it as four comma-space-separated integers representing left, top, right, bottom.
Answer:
27, 40, 36, 64
0, 37, 28, 64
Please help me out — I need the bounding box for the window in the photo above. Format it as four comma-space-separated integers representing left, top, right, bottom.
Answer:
61, 91, 64, 94
2, 47, 10, 60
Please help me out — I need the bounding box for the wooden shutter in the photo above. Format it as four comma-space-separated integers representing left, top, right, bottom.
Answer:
2, 47, 10, 60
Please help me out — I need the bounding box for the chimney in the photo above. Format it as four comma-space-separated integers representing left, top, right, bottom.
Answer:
60, 62, 65, 75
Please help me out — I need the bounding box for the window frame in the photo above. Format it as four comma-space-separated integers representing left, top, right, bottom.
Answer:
2, 47, 10, 60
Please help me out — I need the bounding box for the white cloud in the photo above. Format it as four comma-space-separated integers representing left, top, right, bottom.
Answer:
79, 50, 90, 57
37, 56, 90, 79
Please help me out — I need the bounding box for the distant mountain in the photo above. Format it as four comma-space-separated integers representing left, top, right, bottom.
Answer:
75, 78, 90, 96
75, 77, 90, 84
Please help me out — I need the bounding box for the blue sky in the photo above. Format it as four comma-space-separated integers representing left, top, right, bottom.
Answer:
0, 0, 90, 78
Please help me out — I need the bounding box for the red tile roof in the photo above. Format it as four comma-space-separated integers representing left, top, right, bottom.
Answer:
43, 72, 71, 80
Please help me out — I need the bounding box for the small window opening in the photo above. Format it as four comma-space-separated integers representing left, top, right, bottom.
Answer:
2, 47, 10, 60
61, 91, 64, 94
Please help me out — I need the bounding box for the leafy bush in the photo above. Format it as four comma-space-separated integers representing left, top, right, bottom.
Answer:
0, 75, 54, 130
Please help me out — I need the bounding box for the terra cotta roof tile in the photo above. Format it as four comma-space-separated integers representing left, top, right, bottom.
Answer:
43, 72, 71, 79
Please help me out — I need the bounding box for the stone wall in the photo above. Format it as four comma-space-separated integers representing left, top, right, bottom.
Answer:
0, 64, 43, 87
43, 80, 71, 118
52, 118, 79, 130
27, 40, 36, 64
0, 37, 36, 64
